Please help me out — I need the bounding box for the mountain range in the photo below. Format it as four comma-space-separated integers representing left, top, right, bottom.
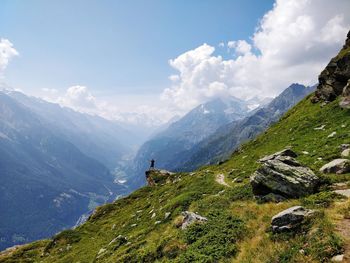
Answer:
1, 29, 349, 263
0, 91, 137, 250
127, 83, 315, 188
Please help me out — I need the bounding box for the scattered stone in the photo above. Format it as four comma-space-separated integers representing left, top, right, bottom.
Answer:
342, 148, 350, 157
97, 248, 107, 255
331, 254, 344, 262
331, 182, 349, 190
320, 159, 350, 174
155, 221, 161, 225
342, 124, 347, 128
164, 212, 171, 219
340, 144, 350, 151
180, 211, 207, 230
334, 189, 350, 198
302, 151, 309, 155
149, 209, 154, 214
314, 125, 326, 130
271, 206, 315, 233
232, 177, 243, 183
130, 224, 137, 227
251, 149, 320, 199
216, 174, 230, 187
151, 213, 156, 219
108, 235, 127, 246
136, 210, 142, 213
328, 132, 337, 138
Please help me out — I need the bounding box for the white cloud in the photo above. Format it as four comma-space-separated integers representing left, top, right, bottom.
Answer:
52, 85, 177, 127
58, 85, 97, 113
161, 0, 350, 111
0, 38, 18, 77
227, 41, 236, 49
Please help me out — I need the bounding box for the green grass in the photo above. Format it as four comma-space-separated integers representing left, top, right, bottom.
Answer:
1, 97, 350, 263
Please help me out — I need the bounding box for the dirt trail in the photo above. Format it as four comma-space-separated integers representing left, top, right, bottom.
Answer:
215, 174, 230, 187
330, 183, 350, 262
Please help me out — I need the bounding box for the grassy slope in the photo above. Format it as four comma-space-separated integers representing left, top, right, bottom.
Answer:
1, 97, 350, 263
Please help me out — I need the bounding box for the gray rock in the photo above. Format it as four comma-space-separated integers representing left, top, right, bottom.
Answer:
333, 189, 350, 198
181, 211, 207, 230
271, 206, 315, 233
331, 254, 344, 262
340, 144, 350, 151
259, 148, 297, 163
340, 80, 350, 109
342, 148, 350, 157
320, 159, 350, 174
251, 150, 319, 199
328, 131, 337, 138
164, 212, 171, 219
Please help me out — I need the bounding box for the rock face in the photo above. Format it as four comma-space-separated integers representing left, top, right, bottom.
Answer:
180, 211, 207, 230
250, 149, 319, 199
312, 30, 350, 103
271, 206, 314, 233
145, 169, 174, 186
320, 159, 350, 174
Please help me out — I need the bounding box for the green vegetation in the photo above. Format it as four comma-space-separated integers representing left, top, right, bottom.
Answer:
1, 97, 350, 262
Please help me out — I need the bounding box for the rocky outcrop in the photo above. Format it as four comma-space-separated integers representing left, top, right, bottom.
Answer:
145, 169, 174, 186
180, 211, 207, 230
271, 206, 315, 233
312, 30, 350, 103
320, 159, 350, 174
250, 149, 320, 200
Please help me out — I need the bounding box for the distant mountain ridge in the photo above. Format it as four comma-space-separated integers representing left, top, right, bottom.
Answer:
0, 91, 136, 250
127, 96, 256, 187
180, 83, 316, 171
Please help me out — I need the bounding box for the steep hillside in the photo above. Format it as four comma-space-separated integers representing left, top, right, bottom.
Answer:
128, 97, 252, 187
0, 92, 128, 250
2, 30, 350, 262
181, 83, 316, 171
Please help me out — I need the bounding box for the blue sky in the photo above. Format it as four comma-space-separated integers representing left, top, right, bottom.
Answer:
0, 0, 349, 126
0, 0, 273, 95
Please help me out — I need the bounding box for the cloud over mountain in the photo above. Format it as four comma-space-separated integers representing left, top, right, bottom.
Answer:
161, 0, 350, 111
0, 38, 18, 77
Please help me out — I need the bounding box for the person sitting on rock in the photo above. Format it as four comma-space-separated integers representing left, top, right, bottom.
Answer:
149, 159, 155, 170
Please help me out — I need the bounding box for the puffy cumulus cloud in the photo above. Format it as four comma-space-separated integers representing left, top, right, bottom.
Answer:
0, 38, 18, 76
58, 85, 98, 113
161, 0, 350, 111
227, 40, 252, 55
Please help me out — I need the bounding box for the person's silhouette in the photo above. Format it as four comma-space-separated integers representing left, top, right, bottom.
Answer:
150, 159, 155, 169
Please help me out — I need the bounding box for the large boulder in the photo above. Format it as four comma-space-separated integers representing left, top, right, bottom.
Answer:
180, 211, 207, 230
320, 159, 350, 174
250, 149, 319, 199
271, 206, 315, 233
